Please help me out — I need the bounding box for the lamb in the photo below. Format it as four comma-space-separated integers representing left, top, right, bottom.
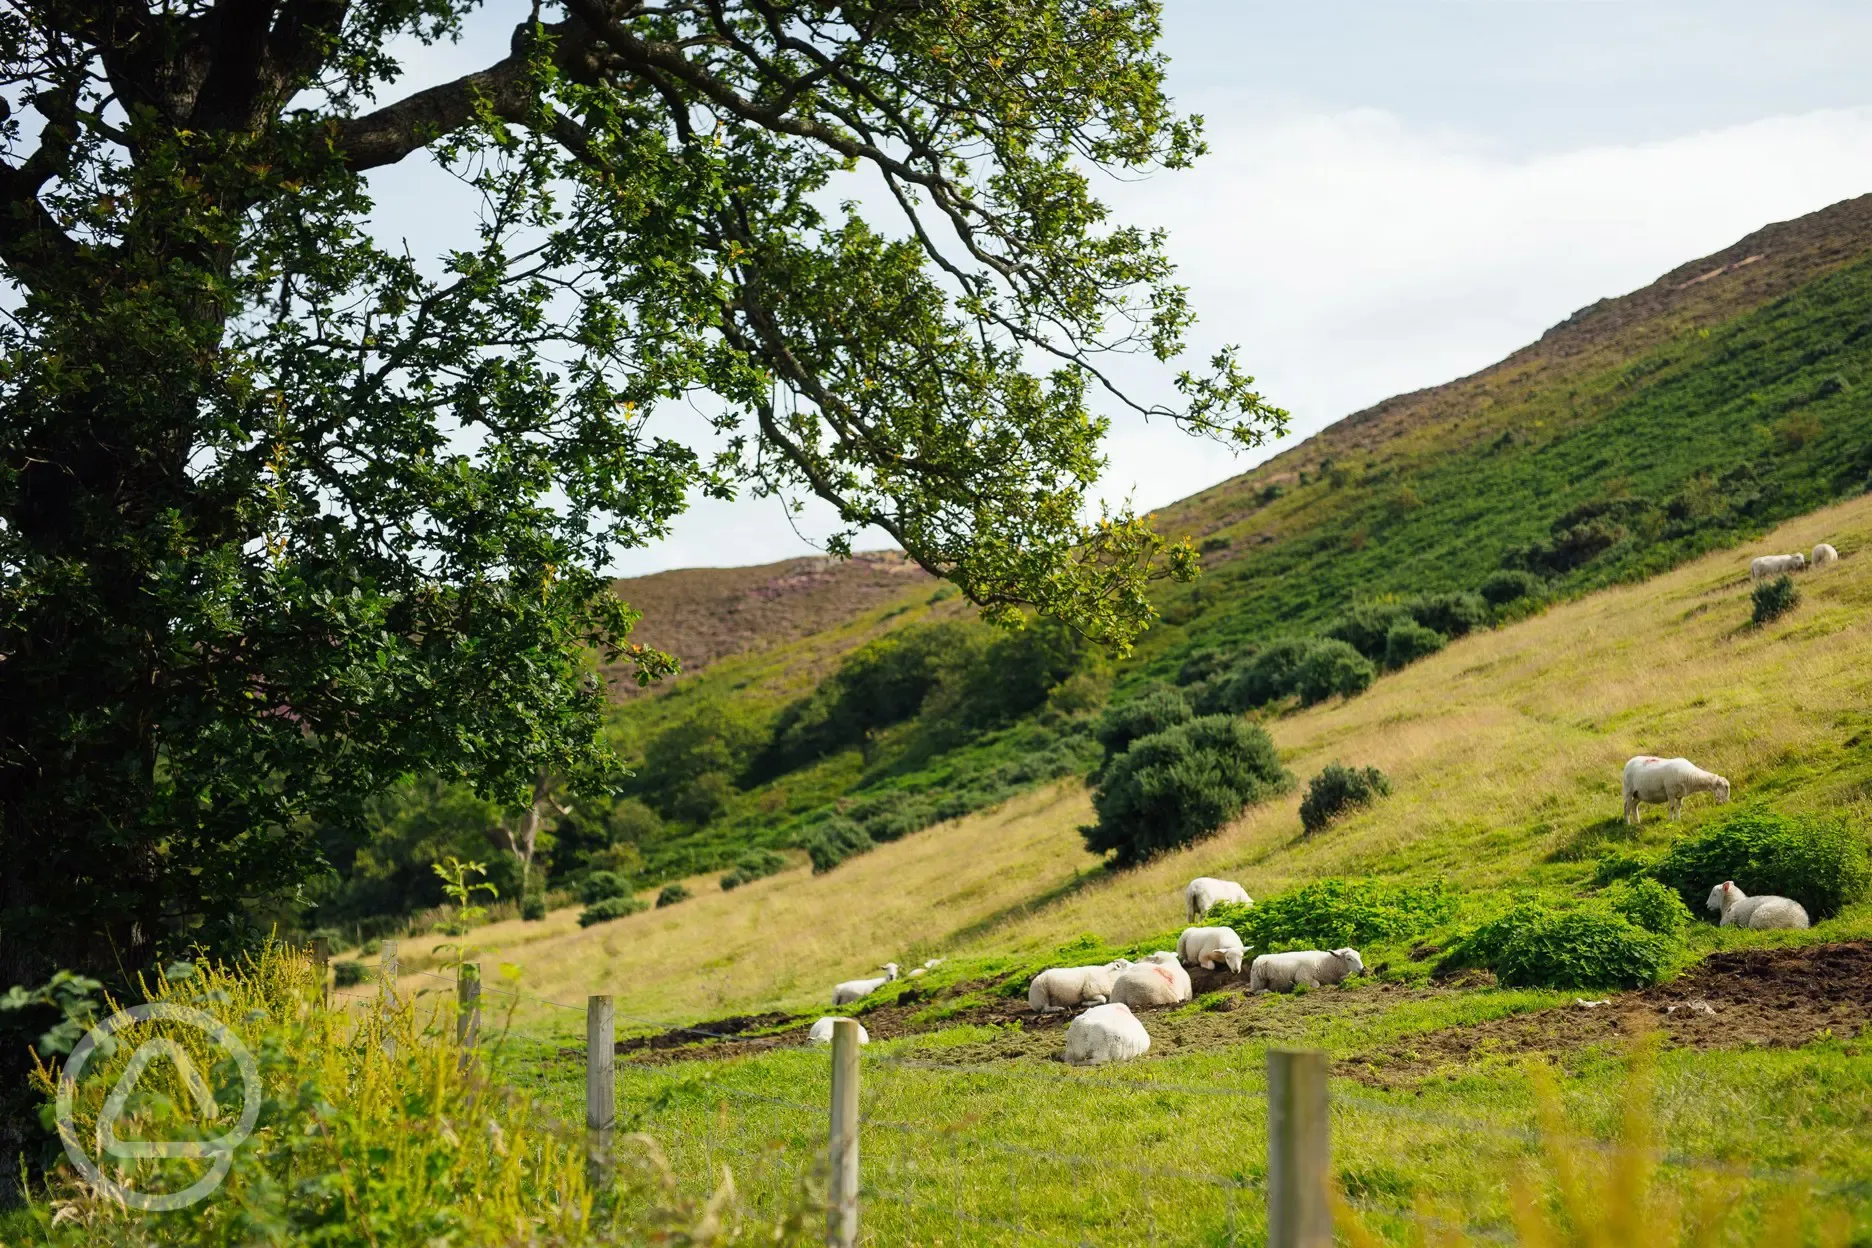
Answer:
906, 957, 945, 979
1812, 543, 1840, 569
1248, 948, 1365, 993
1176, 926, 1248, 973
1185, 877, 1252, 923
1706, 881, 1810, 930
831, 963, 900, 1006
807, 1017, 870, 1045
1622, 756, 1731, 825
1061, 1002, 1151, 1066
1110, 955, 1193, 1008
1027, 959, 1133, 1014
1750, 553, 1806, 582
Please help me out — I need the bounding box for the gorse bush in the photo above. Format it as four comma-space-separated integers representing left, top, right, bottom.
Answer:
1091, 682, 1192, 779
1082, 716, 1292, 866
332, 960, 368, 989
1650, 808, 1871, 920
721, 848, 789, 890
1603, 876, 1694, 938
1209, 878, 1455, 951
1478, 568, 1544, 607
804, 817, 875, 874
1214, 638, 1312, 712
1751, 574, 1800, 626
655, 883, 691, 908
1382, 620, 1445, 671
579, 870, 632, 905
1298, 763, 1393, 835
521, 893, 548, 921
578, 894, 648, 927
1293, 639, 1376, 705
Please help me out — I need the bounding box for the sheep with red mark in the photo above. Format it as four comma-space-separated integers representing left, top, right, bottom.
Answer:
1622, 756, 1731, 825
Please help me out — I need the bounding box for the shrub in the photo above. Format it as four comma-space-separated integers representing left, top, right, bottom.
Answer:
1217, 638, 1313, 710
721, 847, 789, 890
1092, 682, 1193, 778
1409, 591, 1487, 640
1211, 878, 1456, 951
1299, 763, 1393, 835
656, 883, 691, 908
804, 816, 875, 874
1589, 849, 1659, 887
306, 926, 346, 951
332, 960, 367, 989
1175, 648, 1231, 687
1604, 877, 1693, 937
1650, 809, 1871, 920
1082, 715, 1293, 866
578, 894, 648, 927
1439, 900, 1554, 973
1493, 908, 1674, 989
1324, 603, 1417, 660
1382, 620, 1446, 670
1479, 569, 1544, 607
1751, 574, 1799, 626
520, 894, 548, 922
1293, 639, 1376, 705
579, 870, 632, 905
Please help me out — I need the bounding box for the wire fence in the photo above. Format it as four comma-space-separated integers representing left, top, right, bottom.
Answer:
336, 949, 1872, 1246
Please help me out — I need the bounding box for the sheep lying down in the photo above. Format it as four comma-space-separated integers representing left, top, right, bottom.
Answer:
1707, 881, 1809, 930
1176, 925, 1248, 973
1110, 953, 1193, 1008
807, 1017, 870, 1045
1248, 948, 1366, 993
1028, 959, 1133, 1013
1062, 1002, 1151, 1066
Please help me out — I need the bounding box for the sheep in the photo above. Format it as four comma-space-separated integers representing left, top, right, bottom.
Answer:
1176, 926, 1248, 973
1248, 948, 1365, 993
1062, 1002, 1151, 1066
1750, 553, 1806, 582
1185, 877, 1252, 923
1706, 881, 1810, 930
1110, 956, 1193, 1008
1812, 543, 1840, 569
906, 957, 945, 979
831, 963, 900, 1006
1622, 756, 1731, 825
1027, 959, 1133, 1014
807, 1017, 870, 1045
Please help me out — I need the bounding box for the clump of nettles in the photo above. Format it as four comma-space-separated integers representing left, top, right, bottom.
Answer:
1751, 574, 1799, 626
1299, 763, 1393, 836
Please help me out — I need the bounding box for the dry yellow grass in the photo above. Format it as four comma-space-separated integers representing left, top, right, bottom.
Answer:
437, 493, 1872, 1032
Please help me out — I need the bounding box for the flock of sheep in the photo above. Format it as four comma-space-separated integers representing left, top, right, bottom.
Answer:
805, 542, 1840, 1065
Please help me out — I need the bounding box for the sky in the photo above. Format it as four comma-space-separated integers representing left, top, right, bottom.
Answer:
365, 1, 1872, 576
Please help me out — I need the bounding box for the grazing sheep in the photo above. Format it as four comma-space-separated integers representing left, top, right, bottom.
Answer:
1185, 877, 1252, 923
1110, 956, 1193, 1008
1027, 959, 1133, 1014
1812, 543, 1840, 569
1176, 926, 1248, 973
1062, 1003, 1151, 1066
1248, 948, 1365, 993
1622, 756, 1731, 825
1706, 881, 1810, 930
807, 1017, 870, 1045
1750, 553, 1806, 582
831, 963, 900, 1006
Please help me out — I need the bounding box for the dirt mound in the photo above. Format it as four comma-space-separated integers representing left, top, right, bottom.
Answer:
1343, 942, 1872, 1087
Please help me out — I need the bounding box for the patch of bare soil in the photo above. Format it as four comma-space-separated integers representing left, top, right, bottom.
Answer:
1342, 942, 1872, 1088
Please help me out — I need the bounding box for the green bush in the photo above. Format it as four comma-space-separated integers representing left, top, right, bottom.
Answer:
1603, 876, 1693, 937
1092, 682, 1193, 778
1408, 591, 1487, 640
577, 895, 648, 927
1589, 848, 1659, 887
721, 847, 789, 890
1493, 907, 1674, 989
332, 960, 368, 989
1298, 763, 1393, 835
1293, 639, 1376, 705
1439, 900, 1553, 973
1382, 620, 1446, 670
1751, 574, 1799, 626
1210, 878, 1455, 951
1478, 569, 1544, 607
1082, 715, 1292, 866
579, 870, 632, 905
1650, 808, 1871, 920
655, 883, 691, 908
1324, 603, 1418, 660
1217, 638, 1313, 710
520, 894, 548, 922
804, 816, 875, 874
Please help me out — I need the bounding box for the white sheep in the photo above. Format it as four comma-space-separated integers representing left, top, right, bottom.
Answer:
1706, 881, 1810, 930
1176, 926, 1248, 973
1185, 877, 1252, 923
807, 1017, 870, 1045
1812, 543, 1840, 569
1062, 1002, 1151, 1066
1622, 756, 1731, 825
1027, 959, 1133, 1014
1248, 948, 1365, 993
831, 962, 900, 1006
1750, 553, 1806, 582
906, 957, 945, 979
1110, 956, 1193, 1008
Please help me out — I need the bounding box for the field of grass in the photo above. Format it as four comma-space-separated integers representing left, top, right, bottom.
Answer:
409, 493, 1872, 1244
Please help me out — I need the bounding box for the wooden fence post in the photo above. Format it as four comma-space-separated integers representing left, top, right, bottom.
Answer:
311, 936, 332, 1006
379, 940, 399, 1059
1267, 1048, 1331, 1248
586, 995, 616, 1190
825, 1018, 861, 1248
456, 962, 480, 1065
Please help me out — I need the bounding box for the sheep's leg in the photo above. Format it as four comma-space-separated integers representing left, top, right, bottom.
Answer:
1669, 796, 1682, 820
1625, 793, 1640, 826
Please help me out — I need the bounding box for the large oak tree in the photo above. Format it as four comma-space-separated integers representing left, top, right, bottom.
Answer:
0, 0, 1282, 1183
